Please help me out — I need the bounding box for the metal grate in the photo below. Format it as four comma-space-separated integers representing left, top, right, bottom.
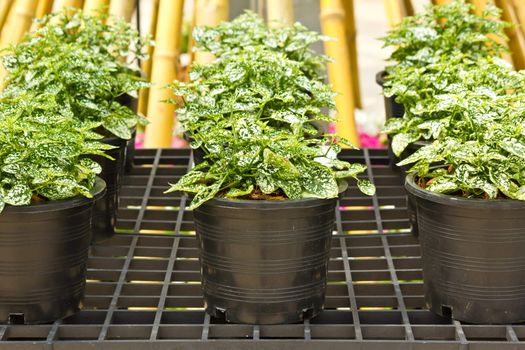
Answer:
1, 148, 524, 349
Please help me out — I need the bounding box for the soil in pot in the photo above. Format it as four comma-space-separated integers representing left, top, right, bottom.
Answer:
89, 136, 127, 243
405, 173, 525, 324
0, 178, 106, 324
193, 197, 337, 324
376, 70, 405, 119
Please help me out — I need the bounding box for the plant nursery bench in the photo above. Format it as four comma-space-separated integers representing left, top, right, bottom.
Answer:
0, 148, 524, 350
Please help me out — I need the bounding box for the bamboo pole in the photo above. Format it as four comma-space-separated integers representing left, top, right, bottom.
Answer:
401, 0, 414, 16
320, 0, 360, 146
137, 0, 160, 117
0, 0, 13, 31
31, 0, 54, 31
54, 0, 84, 9
193, 0, 228, 63
266, 0, 294, 27
144, 0, 184, 148
84, 0, 109, 16
431, 0, 452, 4
0, 0, 38, 47
383, 0, 405, 27
186, 3, 197, 67
35, 0, 53, 19
341, 0, 361, 109
510, 0, 525, 37
495, 0, 525, 69
0, 0, 38, 86
108, 0, 135, 22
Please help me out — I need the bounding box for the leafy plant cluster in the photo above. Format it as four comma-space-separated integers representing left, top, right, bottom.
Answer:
167, 12, 375, 209
2, 8, 151, 139
193, 11, 330, 81
0, 91, 112, 212
382, 0, 525, 200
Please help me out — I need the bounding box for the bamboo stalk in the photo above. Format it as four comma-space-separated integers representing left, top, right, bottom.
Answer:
510, 0, 525, 37
137, 0, 160, 117
84, 0, 109, 16
383, 0, 403, 27
194, 0, 229, 63
144, 0, 184, 148
54, 0, 84, 10
320, 0, 360, 147
431, 0, 452, 4
35, 0, 53, 19
31, 0, 54, 31
266, 0, 294, 27
341, 0, 361, 109
186, 3, 197, 68
401, 0, 414, 16
0, 0, 13, 31
0, 0, 38, 47
495, 0, 525, 69
108, 0, 135, 22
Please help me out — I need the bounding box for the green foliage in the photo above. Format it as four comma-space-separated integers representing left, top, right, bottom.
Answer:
381, 0, 525, 200
382, 0, 513, 156
166, 13, 375, 209
1, 8, 151, 139
0, 91, 112, 212
382, 0, 508, 67
192, 10, 330, 81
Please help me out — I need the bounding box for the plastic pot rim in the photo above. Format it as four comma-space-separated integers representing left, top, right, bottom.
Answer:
199, 196, 338, 210
2, 176, 106, 214
405, 172, 525, 209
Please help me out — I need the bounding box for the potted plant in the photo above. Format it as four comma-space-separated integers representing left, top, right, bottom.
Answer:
399, 81, 525, 323
166, 17, 375, 324
1, 8, 151, 242
0, 91, 108, 324
379, 0, 508, 163
182, 11, 331, 165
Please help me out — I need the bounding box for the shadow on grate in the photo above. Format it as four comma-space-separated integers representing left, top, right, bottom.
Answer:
1, 148, 524, 350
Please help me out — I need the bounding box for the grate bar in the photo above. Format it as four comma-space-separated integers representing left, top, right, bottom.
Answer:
453, 320, 468, 349
201, 313, 210, 341
304, 320, 311, 341
46, 320, 61, 343
149, 155, 192, 340
337, 203, 362, 343
98, 149, 162, 341
364, 149, 414, 342
507, 325, 519, 343
253, 325, 260, 340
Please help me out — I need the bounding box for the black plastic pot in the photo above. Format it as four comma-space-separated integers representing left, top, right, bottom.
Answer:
193, 197, 337, 324
89, 136, 127, 243
0, 178, 106, 324
376, 71, 405, 119
116, 94, 138, 173
406, 173, 525, 324
125, 129, 137, 173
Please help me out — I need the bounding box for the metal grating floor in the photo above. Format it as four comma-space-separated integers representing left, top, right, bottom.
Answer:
1, 148, 524, 349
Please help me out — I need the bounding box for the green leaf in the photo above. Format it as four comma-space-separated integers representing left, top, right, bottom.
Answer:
4, 184, 32, 206
391, 133, 419, 157
426, 176, 459, 194
357, 179, 376, 196
225, 184, 254, 198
